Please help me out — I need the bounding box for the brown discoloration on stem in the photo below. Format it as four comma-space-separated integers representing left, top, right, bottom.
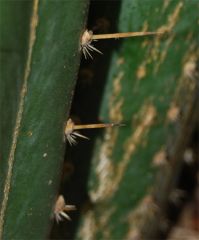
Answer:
78, 207, 114, 240
152, 148, 168, 167
136, 64, 147, 80
78, 211, 97, 240
126, 195, 159, 240
135, 2, 183, 82
91, 103, 157, 202
163, 0, 171, 12
166, 103, 180, 122
90, 71, 124, 201
154, 2, 183, 73
123, 104, 157, 162
173, 47, 198, 105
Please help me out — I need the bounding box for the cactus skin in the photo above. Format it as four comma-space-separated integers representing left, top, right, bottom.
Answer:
0, 0, 89, 239
0, 0, 32, 210
76, 0, 199, 239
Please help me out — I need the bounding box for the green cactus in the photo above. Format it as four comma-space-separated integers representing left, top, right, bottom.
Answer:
0, 0, 89, 239
75, 0, 199, 239
1, 0, 198, 239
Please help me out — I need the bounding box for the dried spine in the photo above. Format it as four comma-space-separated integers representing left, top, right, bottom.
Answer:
81, 29, 163, 59
54, 195, 76, 223
65, 118, 123, 145
81, 30, 102, 59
